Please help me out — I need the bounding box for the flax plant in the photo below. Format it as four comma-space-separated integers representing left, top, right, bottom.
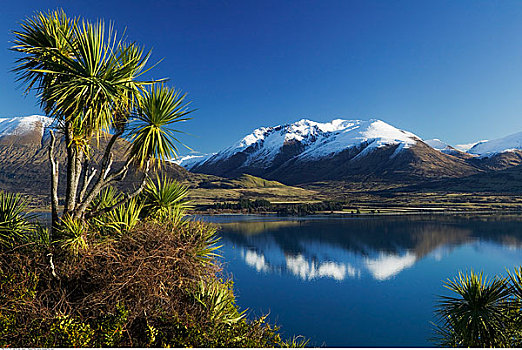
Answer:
0, 192, 36, 249
142, 174, 192, 225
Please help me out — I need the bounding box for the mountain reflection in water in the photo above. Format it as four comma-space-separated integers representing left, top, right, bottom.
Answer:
217, 216, 522, 281
201, 215, 522, 346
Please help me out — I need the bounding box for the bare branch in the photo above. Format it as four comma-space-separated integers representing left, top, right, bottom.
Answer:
101, 131, 123, 173
105, 156, 133, 184
104, 153, 113, 179
47, 253, 60, 280
64, 122, 75, 215
49, 130, 59, 230
78, 161, 97, 203
86, 159, 150, 219
74, 131, 124, 218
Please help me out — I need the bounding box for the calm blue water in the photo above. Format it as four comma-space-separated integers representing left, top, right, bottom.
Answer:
197, 214, 522, 347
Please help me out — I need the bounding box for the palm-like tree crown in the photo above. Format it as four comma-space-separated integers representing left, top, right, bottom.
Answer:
13, 10, 153, 143
12, 10, 193, 220
435, 270, 511, 347
128, 84, 192, 168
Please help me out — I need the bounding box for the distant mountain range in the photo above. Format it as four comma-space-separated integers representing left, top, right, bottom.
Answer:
176, 118, 522, 184
0, 115, 193, 204
5, 115, 522, 191
0, 115, 306, 206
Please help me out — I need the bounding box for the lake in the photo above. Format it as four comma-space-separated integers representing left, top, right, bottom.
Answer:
197, 214, 522, 347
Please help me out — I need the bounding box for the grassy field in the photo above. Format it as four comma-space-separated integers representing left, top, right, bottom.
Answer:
23, 173, 522, 216
187, 177, 522, 215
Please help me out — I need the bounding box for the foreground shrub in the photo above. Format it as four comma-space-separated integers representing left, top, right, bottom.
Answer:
0, 191, 36, 248
56, 214, 89, 255
142, 175, 192, 225
434, 268, 522, 347
0, 220, 300, 347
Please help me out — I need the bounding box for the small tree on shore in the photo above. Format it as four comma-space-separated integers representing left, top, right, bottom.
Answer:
12, 10, 191, 230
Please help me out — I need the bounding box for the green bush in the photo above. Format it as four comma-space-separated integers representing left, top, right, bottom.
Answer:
435, 268, 522, 347
0, 185, 305, 347
0, 219, 303, 347
0, 191, 37, 249
141, 175, 192, 225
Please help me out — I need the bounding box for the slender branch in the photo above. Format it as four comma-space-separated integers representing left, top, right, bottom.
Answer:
101, 131, 123, 173
73, 131, 127, 218
86, 159, 150, 219
63, 121, 75, 216
47, 253, 60, 280
78, 158, 90, 201
49, 130, 59, 231
104, 153, 113, 179
78, 155, 135, 216
105, 156, 133, 184
83, 131, 122, 200
71, 147, 84, 208
78, 161, 97, 203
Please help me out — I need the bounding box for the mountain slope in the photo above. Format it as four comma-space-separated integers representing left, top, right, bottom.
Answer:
185, 119, 418, 169
0, 116, 192, 204
180, 118, 480, 184
468, 131, 522, 156
0, 116, 306, 206
424, 138, 476, 161
0, 115, 53, 147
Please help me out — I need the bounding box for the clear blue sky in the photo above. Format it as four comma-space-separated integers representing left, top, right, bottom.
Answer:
3, 0, 522, 155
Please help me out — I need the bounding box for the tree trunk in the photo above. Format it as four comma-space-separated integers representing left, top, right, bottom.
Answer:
72, 131, 127, 219
78, 159, 97, 203
63, 122, 76, 216
49, 131, 59, 234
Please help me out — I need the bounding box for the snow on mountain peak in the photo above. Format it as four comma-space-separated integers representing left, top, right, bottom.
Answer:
179, 118, 421, 169
297, 119, 419, 160
0, 115, 54, 138
468, 132, 522, 156
454, 141, 487, 153
173, 154, 214, 167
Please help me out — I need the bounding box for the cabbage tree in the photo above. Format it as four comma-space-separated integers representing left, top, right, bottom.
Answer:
13, 10, 191, 230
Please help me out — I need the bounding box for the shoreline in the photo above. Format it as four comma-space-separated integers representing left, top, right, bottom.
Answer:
192, 207, 522, 218
30, 205, 522, 220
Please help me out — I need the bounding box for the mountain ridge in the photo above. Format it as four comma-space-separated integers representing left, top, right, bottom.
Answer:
5, 115, 522, 192
177, 118, 490, 184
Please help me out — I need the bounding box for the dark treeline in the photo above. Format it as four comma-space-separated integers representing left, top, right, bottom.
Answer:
214, 198, 345, 216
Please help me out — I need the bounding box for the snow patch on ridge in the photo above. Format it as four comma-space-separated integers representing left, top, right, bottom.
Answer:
178, 118, 421, 169
0, 115, 54, 138
173, 154, 212, 167
468, 132, 522, 156
454, 141, 486, 152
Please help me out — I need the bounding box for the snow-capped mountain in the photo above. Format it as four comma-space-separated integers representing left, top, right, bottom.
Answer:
0, 115, 191, 196
424, 138, 448, 150
180, 118, 478, 184
424, 138, 472, 158
175, 154, 214, 169
468, 132, 522, 156
0, 115, 54, 145
0, 115, 53, 136
455, 141, 487, 153
181, 118, 419, 168
6, 114, 522, 189
424, 138, 456, 153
